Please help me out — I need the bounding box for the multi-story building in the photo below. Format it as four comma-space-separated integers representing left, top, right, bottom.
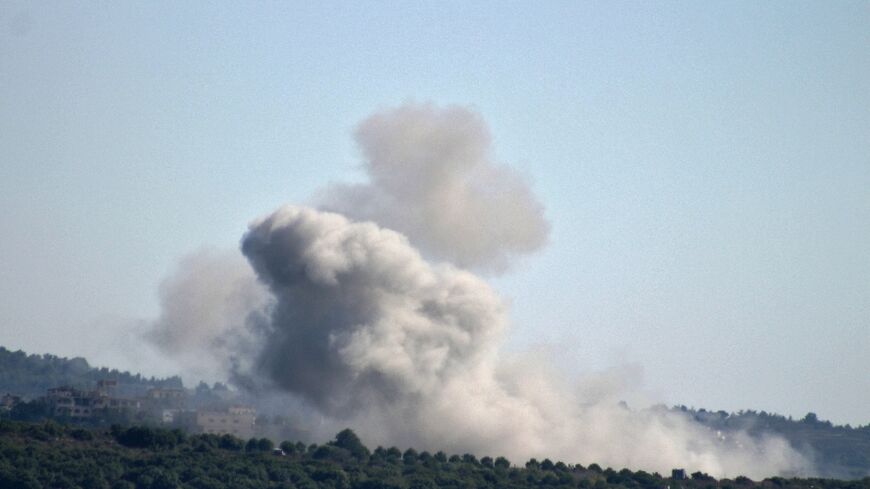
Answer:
40, 382, 261, 441
145, 387, 186, 406
45, 385, 140, 418
181, 405, 256, 439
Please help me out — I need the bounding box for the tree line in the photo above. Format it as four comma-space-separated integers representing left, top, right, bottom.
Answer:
2, 419, 869, 489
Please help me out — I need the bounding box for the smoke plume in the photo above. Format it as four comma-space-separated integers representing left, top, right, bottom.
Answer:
321, 103, 549, 272
236, 206, 808, 478
146, 250, 270, 383
240, 206, 506, 415
147, 103, 811, 478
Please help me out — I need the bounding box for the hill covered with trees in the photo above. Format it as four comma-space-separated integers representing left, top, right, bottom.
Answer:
0, 346, 182, 398
672, 407, 870, 479
1, 419, 869, 489
1, 345, 868, 481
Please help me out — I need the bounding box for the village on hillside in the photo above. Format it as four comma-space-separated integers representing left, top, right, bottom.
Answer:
1, 378, 272, 440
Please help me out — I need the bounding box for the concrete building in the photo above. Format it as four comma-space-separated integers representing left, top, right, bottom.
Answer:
144, 387, 188, 417
96, 379, 118, 392
146, 387, 186, 405
45, 385, 140, 418
160, 408, 181, 424
185, 405, 256, 439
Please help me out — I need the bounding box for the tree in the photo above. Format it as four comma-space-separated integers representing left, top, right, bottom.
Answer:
385, 446, 402, 463
280, 441, 297, 455
692, 471, 714, 481
331, 428, 370, 459
257, 437, 274, 452
403, 448, 418, 464
9, 399, 49, 422
219, 434, 243, 451
461, 453, 478, 465
313, 444, 351, 462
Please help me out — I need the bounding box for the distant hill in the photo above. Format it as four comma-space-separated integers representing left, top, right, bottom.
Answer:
0, 346, 183, 398
671, 406, 870, 479
1, 345, 868, 479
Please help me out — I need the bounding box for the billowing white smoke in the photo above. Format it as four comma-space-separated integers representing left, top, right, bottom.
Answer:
239, 206, 507, 415
237, 206, 807, 478
320, 103, 549, 272
147, 103, 811, 478
146, 250, 270, 384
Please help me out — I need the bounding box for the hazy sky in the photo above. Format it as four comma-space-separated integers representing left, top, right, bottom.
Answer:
1, 1, 867, 425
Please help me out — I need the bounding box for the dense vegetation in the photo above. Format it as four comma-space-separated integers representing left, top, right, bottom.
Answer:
1, 346, 868, 481
1, 420, 869, 489
0, 347, 182, 398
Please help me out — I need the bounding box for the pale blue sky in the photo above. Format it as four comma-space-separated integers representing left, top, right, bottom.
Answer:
1, 1, 868, 424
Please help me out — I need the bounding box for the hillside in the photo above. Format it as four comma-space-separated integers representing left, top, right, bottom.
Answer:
0, 346, 183, 398
1, 346, 868, 480
1, 419, 869, 489
673, 407, 870, 479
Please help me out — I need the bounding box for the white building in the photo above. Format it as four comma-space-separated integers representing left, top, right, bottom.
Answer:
187, 405, 256, 439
